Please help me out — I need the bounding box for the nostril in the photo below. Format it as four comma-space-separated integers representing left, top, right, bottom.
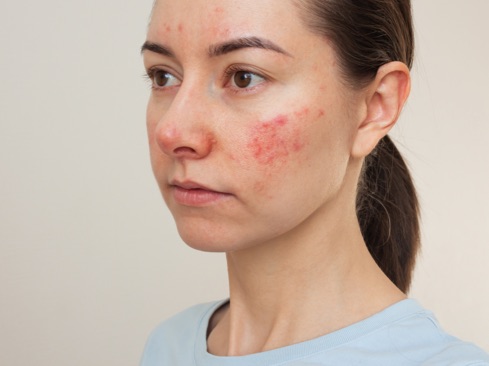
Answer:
173, 146, 198, 156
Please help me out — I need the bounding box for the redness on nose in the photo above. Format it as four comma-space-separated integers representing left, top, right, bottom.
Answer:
247, 114, 303, 166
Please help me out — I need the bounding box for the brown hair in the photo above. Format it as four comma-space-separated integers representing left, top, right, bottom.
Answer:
296, 0, 419, 293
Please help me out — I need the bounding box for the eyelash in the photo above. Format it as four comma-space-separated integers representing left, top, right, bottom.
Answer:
144, 65, 268, 94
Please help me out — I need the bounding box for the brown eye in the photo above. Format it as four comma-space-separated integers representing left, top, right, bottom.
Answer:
154, 70, 170, 86
150, 69, 180, 88
233, 71, 254, 88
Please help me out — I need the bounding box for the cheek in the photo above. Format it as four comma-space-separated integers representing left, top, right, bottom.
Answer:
146, 106, 168, 171
246, 114, 304, 167
146, 106, 158, 147
246, 108, 315, 167
240, 108, 319, 194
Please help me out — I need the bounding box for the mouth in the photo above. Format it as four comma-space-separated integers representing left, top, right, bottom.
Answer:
169, 180, 232, 206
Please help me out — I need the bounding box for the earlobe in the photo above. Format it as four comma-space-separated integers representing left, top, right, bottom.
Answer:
351, 62, 411, 158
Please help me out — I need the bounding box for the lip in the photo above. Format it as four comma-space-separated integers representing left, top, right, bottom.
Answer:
169, 180, 232, 206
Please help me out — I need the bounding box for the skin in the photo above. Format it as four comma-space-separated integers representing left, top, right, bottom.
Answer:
143, 0, 411, 357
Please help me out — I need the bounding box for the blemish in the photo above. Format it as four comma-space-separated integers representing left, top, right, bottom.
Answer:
271, 115, 287, 126
294, 107, 309, 119
318, 109, 325, 117
214, 7, 224, 13
292, 140, 304, 152
178, 23, 183, 32
164, 24, 171, 33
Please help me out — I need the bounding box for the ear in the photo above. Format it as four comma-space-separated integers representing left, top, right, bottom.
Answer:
351, 61, 411, 158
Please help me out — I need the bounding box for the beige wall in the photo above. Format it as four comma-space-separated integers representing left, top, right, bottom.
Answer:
0, 0, 487, 364
396, 0, 489, 350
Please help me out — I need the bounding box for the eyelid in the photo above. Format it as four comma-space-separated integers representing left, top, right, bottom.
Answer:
145, 61, 182, 77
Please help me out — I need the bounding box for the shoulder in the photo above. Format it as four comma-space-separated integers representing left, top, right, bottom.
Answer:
308, 299, 489, 365
381, 300, 489, 365
140, 300, 225, 366
152, 301, 219, 336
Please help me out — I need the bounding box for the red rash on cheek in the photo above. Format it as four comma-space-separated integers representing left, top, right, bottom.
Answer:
246, 114, 304, 166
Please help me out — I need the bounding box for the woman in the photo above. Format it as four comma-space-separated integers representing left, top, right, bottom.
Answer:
140, 0, 489, 364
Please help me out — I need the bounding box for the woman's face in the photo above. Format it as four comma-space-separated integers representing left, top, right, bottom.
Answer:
143, 0, 363, 252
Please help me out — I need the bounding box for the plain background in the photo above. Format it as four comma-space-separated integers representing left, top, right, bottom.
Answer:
1, 0, 488, 365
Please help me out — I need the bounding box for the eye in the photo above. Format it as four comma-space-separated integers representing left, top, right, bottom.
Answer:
233, 71, 256, 88
227, 67, 266, 90
147, 68, 180, 89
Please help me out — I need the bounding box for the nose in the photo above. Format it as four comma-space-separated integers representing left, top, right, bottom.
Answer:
152, 88, 215, 160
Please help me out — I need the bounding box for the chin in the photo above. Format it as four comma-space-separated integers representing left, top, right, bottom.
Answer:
175, 222, 236, 253
174, 216, 274, 253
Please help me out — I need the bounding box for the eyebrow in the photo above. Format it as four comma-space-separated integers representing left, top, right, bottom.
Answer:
208, 36, 292, 58
141, 41, 175, 57
140, 36, 292, 58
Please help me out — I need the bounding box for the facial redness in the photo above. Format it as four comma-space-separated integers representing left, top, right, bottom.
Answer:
246, 113, 305, 166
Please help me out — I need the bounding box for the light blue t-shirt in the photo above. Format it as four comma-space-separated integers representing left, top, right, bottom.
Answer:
141, 299, 489, 365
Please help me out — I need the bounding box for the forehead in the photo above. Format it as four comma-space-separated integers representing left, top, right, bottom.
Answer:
147, 0, 310, 52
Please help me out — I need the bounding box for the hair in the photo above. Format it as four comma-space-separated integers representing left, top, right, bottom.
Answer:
295, 0, 419, 293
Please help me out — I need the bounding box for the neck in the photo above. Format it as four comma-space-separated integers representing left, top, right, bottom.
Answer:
208, 199, 405, 356
226, 204, 364, 315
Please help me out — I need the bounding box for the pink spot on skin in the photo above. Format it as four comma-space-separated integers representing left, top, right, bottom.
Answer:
214, 7, 224, 13
178, 23, 183, 33
294, 107, 309, 119
318, 109, 325, 117
292, 140, 304, 152
164, 24, 171, 33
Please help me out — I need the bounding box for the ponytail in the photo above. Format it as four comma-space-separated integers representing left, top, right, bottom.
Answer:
297, 0, 418, 292
356, 135, 420, 293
